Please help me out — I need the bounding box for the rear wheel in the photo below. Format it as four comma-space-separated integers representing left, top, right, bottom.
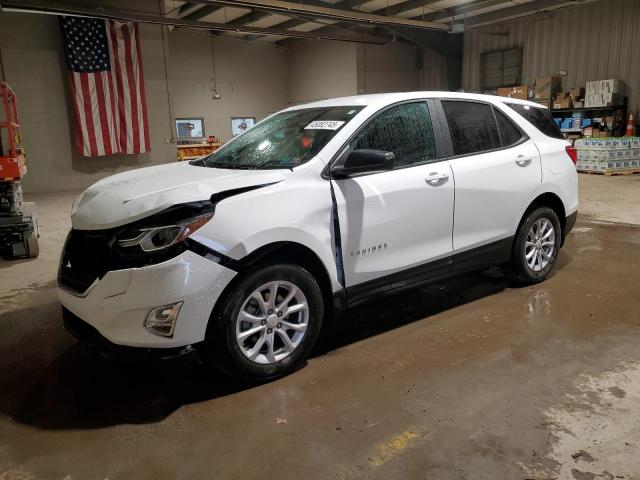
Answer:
510, 206, 561, 285
201, 264, 324, 381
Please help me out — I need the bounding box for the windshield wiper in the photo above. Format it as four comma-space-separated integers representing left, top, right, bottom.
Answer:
204, 161, 250, 170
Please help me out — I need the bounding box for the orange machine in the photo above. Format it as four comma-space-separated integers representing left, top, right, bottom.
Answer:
0, 81, 26, 180
0, 81, 38, 259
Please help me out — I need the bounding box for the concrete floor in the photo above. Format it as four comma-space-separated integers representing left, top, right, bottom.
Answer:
1, 174, 639, 479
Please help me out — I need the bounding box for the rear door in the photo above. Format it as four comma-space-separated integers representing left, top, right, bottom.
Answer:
437, 99, 542, 270
331, 101, 454, 301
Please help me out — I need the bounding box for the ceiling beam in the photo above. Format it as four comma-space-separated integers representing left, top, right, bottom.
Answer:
301, 0, 450, 41
1, 0, 389, 43
228, 0, 371, 28
416, 0, 508, 23
183, 0, 449, 30
464, 0, 588, 27
183, 4, 224, 20
224, 9, 271, 27
368, 0, 445, 18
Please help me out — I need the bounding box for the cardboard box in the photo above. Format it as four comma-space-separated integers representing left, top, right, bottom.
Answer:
570, 87, 585, 99
535, 76, 562, 99
510, 85, 528, 100
496, 85, 528, 100
585, 79, 625, 107
553, 97, 573, 109
574, 100, 585, 108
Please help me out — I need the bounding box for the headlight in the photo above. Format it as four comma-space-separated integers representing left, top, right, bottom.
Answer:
117, 213, 213, 252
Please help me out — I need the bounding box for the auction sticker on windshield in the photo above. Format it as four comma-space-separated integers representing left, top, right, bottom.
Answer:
305, 120, 345, 130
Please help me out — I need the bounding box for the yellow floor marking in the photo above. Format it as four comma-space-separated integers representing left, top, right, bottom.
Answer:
368, 430, 420, 467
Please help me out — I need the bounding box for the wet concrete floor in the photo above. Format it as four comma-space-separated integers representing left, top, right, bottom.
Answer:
1, 201, 640, 479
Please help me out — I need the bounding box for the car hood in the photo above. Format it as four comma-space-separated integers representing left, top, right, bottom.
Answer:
71, 161, 290, 230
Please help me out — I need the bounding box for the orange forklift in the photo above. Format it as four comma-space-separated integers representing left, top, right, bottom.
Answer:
0, 81, 39, 259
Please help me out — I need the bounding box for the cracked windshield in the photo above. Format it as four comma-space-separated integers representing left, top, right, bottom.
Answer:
203, 106, 363, 170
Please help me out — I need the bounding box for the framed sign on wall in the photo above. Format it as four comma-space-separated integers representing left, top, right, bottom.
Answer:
176, 117, 205, 140
231, 117, 255, 136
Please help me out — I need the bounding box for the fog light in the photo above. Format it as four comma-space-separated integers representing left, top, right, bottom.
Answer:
144, 302, 183, 338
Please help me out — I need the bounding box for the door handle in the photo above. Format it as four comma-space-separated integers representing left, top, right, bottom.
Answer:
425, 172, 449, 186
515, 155, 532, 167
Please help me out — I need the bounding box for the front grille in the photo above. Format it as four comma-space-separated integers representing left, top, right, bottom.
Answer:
58, 229, 117, 294
58, 226, 192, 295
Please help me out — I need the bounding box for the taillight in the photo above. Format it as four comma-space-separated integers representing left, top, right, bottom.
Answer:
565, 145, 578, 165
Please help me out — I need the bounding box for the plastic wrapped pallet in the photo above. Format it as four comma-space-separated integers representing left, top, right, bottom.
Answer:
574, 136, 640, 175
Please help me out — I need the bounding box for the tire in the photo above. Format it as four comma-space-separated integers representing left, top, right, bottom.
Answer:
201, 264, 324, 382
509, 206, 562, 285
25, 231, 39, 258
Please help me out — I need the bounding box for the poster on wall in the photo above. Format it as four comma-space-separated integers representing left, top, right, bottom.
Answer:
176, 118, 205, 139
231, 117, 255, 136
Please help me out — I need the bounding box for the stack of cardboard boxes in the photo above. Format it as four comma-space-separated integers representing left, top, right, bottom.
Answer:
553, 87, 584, 110
496, 85, 528, 100
585, 79, 624, 108
534, 75, 562, 101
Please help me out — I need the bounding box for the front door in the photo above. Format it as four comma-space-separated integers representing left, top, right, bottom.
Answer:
330, 101, 455, 302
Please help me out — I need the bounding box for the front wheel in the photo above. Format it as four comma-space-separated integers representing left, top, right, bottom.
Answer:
510, 206, 562, 285
201, 264, 324, 381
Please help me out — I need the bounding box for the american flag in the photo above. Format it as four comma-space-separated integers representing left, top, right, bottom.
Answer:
60, 16, 150, 157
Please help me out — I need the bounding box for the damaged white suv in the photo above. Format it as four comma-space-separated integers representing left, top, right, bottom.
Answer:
59, 92, 578, 381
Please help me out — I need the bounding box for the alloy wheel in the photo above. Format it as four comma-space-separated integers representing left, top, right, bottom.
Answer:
525, 218, 556, 272
235, 281, 309, 365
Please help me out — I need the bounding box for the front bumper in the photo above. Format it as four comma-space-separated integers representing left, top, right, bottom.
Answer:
58, 250, 237, 349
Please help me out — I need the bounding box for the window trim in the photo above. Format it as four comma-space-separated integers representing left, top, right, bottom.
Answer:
323, 99, 445, 179
434, 98, 530, 161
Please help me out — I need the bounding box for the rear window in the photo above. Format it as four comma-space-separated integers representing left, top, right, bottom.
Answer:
494, 108, 525, 147
442, 101, 501, 156
508, 103, 564, 139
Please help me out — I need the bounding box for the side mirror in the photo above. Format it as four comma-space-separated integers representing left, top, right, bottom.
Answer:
331, 149, 395, 178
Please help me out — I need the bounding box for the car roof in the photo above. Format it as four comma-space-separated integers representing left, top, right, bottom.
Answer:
285, 91, 546, 112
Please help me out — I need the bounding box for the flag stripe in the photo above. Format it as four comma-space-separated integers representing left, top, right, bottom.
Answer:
105, 24, 120, 154
116, 24, 132, 154
88, 74, 105, 156
94, 72, 112, 156
109, 19, 127, 153
122, 24, 140, 155
80, 74, 98, 157
101, 69, 117, 154
68, 72, 86, 156
132, 26, 145, 152
134, 23, 150, 152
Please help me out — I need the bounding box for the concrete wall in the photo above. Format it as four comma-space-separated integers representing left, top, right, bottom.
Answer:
169, 32, 289, 143
422, 47, 451, 91
462, 0, 640, 113
357, 41, 421, 94
286, 39, 358, 104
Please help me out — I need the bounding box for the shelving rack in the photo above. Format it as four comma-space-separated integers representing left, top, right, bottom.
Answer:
552, 99, 628, 137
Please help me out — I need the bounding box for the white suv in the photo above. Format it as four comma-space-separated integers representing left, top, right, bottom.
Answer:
58, 92, 578, 380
